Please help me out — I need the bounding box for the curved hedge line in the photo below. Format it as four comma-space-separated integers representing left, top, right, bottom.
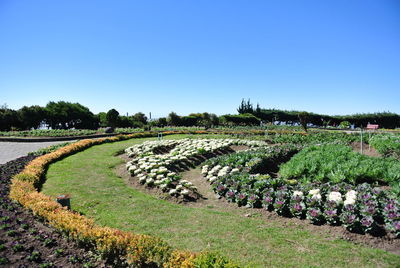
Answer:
9, 131, 241, 267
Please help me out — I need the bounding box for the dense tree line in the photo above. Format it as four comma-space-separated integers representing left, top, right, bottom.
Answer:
0, 102, 99, 131
0, 102, 150, 131
237, 99, 400, 129
1, 100, 399, 131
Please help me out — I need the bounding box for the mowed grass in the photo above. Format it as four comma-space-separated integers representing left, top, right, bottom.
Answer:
42, 135, 400, 267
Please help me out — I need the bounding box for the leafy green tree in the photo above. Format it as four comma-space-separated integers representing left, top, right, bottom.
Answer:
156, 117, 167, 127
0, 106, 21, 131
298, 112, 310, 132
132, 112, 148, 125
167, 112, 181, 126
106, 109, 119, 128
98, 112, 107, 127
237, 99, 254, 114
18, 105, 46, 129
339, 121, 351, 129
45, 101, 97, 129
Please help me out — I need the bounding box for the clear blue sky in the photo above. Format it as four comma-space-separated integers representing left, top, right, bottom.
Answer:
1, 0, 399, 118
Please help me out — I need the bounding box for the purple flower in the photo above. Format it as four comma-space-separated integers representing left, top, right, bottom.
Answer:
292, 195, 302, 202
309, 209, 319, 217
226, 190, 235, 198
249, 194, 257, 202
361, 193, 372, 200
342, 214, 356, 224
264, 196, 273, 203
343, 204, 355, 212
325, 210, 337, 216
393, 221, 400, 231
361, 216, 373, 227
372, 188, 382, 195
217, 184, 226, 192
365, 206, 376, 215
275, 200, 284, 208
237, 193, 246, 200
388, 212, 398, 220
293, 203, 303, 212
385, 203, 395, 211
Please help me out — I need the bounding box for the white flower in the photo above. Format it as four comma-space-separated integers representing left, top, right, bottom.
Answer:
312, 193, 322, 200
176, 185, 183, 191
344, 198, 356, 206
345, 190, 357, 200
293, 191, 303, 197
309, 189, 320, 196
145, 178, 154, 185
328, 191, 342, 203
231, 168, 240, 174
209, 176, 217, 183
181, 189, 190, 195
169, 189, 177, 195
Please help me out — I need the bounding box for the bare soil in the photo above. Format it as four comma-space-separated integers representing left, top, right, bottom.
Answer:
0, 156, 110, 267
351, 142, 381, 157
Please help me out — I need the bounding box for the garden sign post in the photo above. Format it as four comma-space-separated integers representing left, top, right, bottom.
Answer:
360, 128, 363, 154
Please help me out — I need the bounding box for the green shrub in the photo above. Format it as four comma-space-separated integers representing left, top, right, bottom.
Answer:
194, 252, 241, 268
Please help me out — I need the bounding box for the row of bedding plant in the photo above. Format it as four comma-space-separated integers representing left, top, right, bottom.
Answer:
369, 133, 400, 159
125, 138, 267, 198
0, 129, 98, 137
265, 131, 369, 145
10, 132, 242, 267
279, 144, 400, 186
201, 144, 400, 237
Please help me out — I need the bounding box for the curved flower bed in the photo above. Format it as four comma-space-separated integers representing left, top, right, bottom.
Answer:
125, 138, 266, 198
9, 132, 241, 267
202, 147, 400, 237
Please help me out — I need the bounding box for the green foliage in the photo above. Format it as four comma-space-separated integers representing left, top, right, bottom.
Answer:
220, 113, 261, 126
369, 134, 400, 159
98, 112, 107, 127
133, 112, 148, 125
194, 252, 241, 268
167, 112, 181, 126
28, 142, 71, 156
266, 131, 363, 145
279, 144, 400, 185
45, 101, 98, 129
339, 121, 351, 129
237, 100, 400, 128
106, 108, 119, 128
0, 129, 97, 137
18, 105, 46, 129
237, 98, 254, 114
0, 105, 21, 131
298, 112, 310, 132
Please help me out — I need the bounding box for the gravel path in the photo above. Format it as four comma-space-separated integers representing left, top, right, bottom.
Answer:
0, 141, 73, 164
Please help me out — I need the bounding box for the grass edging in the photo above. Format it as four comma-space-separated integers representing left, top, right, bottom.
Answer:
9, 131, 241, 267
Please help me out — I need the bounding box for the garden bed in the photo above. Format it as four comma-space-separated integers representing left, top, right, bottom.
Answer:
39, 135, 400, 266
0, 156, 109, 267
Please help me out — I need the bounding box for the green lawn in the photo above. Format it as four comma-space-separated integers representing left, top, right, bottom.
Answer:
42, 135, 400, 267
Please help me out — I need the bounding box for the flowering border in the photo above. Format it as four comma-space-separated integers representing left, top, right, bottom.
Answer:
9, 131, 240, 267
